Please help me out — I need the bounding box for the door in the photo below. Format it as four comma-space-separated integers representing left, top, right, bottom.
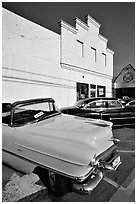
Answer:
76, 82, 89, 101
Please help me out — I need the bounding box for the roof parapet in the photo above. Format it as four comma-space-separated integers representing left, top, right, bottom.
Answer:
75, 17, 89, 31
59, 20, 77, 34
86, 15, 101, 28
106, 47, 114, 55
98, 34, 108, 43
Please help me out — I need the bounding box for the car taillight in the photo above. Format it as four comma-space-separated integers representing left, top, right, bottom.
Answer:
89, 154, 99, 167
109, 137, 120, 145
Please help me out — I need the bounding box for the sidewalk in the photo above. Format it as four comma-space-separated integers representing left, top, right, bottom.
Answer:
109, 168, 135, 202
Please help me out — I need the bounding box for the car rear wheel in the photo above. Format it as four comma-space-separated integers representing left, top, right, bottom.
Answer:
47, 170, 68, 197
33, 167, 69, 197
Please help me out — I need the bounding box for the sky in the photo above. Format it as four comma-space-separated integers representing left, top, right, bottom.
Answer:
2, 1, 135, 77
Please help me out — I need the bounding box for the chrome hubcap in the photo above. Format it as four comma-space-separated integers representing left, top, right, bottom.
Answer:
49, 171, 56, 191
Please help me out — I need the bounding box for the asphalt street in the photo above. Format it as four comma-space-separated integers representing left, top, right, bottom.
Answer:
2, 127, 135, 202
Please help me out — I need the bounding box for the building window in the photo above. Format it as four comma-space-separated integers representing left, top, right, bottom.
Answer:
90, 84, 96, 89
97, 85, 106, 97
91, 47, 96, 62
77, 40, 84, 57
102, 53, 106, 66
90, 84, 96, 97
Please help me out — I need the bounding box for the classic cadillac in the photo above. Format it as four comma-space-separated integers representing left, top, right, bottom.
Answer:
2, 98, 121, 197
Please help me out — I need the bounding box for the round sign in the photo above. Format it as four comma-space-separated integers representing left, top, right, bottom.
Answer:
123, 72, 133, 83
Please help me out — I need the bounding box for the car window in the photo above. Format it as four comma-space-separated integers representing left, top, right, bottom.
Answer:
108, 100, 122, 108
12, 101, 59, 126
86, 101, 106, 108
2, 111, 11, 125
2, 103, 12, 125
130, 101, 135, 106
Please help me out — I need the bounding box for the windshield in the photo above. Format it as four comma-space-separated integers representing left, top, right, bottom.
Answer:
74, 100, 86, 108
13, 101, 60, 126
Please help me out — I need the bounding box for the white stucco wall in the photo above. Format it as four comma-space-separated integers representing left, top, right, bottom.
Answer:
2, 8, 114, 108
2, 8, 75, 107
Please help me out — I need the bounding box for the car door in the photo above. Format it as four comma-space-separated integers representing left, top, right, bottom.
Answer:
74, 105, 92, 118
84, 100, 107, 119
119, 101, 135, 125
103, 100, 124, 125
2, 123, 16, 167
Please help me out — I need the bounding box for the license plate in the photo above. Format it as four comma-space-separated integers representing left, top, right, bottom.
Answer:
112, 156, 121, 169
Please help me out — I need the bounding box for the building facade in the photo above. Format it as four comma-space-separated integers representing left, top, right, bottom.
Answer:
113, 64, 135, 99
2, 8, 114, 108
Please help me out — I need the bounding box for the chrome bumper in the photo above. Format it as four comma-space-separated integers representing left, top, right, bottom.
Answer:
73, 170, 103, 194
72, 155, 121, 194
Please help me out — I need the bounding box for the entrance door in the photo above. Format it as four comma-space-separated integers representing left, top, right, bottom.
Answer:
76, 82, 89, 101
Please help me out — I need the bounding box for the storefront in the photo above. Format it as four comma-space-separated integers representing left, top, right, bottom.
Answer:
77, 82, 106, 101
113, 64, 135, 99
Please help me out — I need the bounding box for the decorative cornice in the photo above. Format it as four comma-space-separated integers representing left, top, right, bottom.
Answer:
2, 75, 75, 89
86, 15, 101, 28
61, 63, 113, 79
98, 34, 108, 43
59, 20, 77, 34
2, 67, 75, 83
75, 17, 89, 31
106, 47, 114, 55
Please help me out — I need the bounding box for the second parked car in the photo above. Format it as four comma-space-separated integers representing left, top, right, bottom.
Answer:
60, 97, 135, 127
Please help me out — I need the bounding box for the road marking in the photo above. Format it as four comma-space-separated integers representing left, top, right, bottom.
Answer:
120, 140, 135, 143
103, 177, 119, 188
118, 185, 127, 191
104, 176, 134, 192
118, 150, 135, 153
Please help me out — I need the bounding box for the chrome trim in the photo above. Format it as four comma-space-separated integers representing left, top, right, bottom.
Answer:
110, 116, 135, 121
98, 161, 114, 170
109, 138, 120, 145
73, 169, 103, 194
73, 155, 121, 194
15, 143, 85, 167
2, 148, 83, 179
107, 153, 119, 164
114, 123, 135, 127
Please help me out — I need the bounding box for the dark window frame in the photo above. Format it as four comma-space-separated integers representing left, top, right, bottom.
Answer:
77, 40, 84, 57
102, 53, 106, 66
91, 47, 96, 62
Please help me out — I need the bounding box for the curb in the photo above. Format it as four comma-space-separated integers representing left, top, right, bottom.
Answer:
109, 169, 135, 202
18, 189, 47, 202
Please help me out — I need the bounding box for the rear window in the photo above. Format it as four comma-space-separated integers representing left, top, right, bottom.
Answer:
108, 101, 122, 108
2, 103, 12, 113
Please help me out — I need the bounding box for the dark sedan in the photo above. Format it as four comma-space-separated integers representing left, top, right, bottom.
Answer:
60, 97, 135, 127
118, 98, 135, 106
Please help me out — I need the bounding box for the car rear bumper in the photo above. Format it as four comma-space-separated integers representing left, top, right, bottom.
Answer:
72, 155, 121, 194
73, 169, 103, 194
